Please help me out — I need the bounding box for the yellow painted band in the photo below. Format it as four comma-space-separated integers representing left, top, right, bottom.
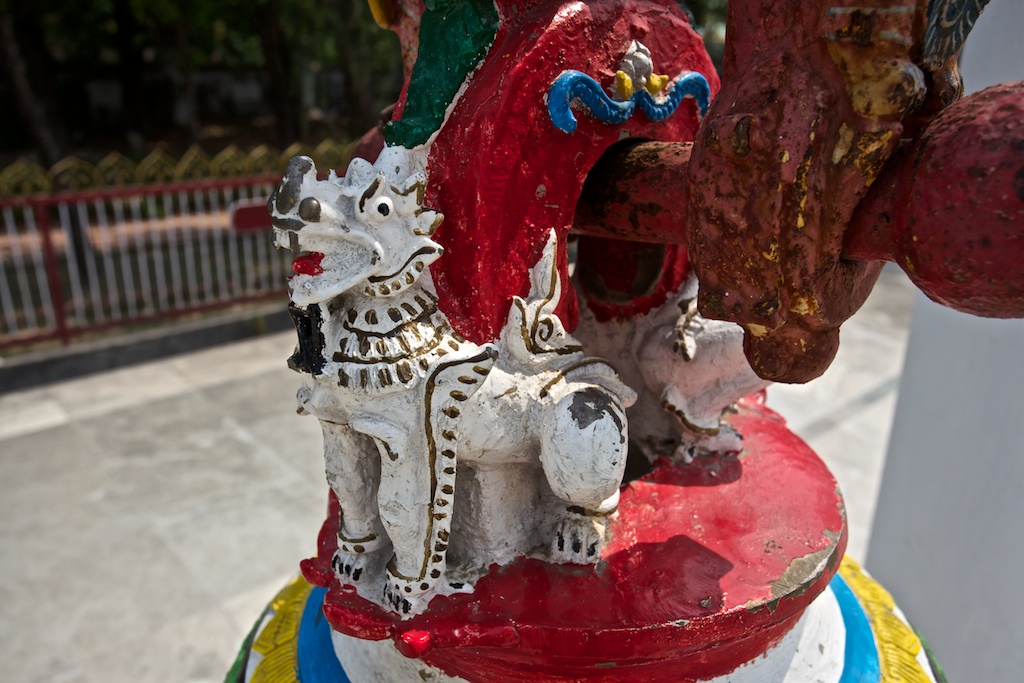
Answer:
839, 557, 933, 683
250, 576, 315, 683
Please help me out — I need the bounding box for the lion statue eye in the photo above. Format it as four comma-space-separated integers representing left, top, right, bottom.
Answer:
298, 197, 321, 222
376, 199, 393, 218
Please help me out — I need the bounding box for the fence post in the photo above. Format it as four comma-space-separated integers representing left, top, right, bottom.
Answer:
34, 200, 70, 345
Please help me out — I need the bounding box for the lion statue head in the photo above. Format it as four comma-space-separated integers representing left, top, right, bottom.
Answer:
270, 153, 443, 309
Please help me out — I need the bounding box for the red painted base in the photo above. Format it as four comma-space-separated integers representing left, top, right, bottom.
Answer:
302, 394, 847, 682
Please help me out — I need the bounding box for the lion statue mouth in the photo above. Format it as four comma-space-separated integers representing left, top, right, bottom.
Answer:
291, 252, 325, 276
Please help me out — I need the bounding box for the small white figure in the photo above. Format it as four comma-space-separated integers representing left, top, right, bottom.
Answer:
575, 274, 769, 463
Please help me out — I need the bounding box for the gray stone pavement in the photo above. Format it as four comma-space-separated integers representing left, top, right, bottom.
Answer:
0, 265, 915, 682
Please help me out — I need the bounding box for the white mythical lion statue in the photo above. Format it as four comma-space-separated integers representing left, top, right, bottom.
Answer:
270, 151, 636, 616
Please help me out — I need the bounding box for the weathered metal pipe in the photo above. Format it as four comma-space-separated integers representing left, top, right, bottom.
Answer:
574, 140, 692, 245
573, 80, 1024, 334
845, 80, 1024, 318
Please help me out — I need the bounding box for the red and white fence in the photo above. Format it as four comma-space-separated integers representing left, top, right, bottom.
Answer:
0, 176, 289, 350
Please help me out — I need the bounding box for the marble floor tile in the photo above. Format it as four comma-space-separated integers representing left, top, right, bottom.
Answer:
0, 266, 915, 681
70, 605, 243, 683
0, 422, 105, 496
0, 514, 223, 683
151, 483, 324, 601
166, 332, 293, 390
202, 367, 308, 423
221, 572, 298, 636
0, 389, 70, 440
240, 409, 327, 491
49, 360, 194, 422
96, 435, 305, 521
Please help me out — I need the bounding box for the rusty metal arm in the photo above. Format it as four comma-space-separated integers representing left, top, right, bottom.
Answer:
573, 80, 1024, 376
572, 0, 1014, 384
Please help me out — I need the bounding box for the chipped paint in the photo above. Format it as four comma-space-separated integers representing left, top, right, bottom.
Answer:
851, 129, 897, 185
825, 42, 925, 119
832, 124, 855, 164
794, 118, 817, 232
790, 295, 818, 316
795, 156, 811, 230
769, 530, 840, 601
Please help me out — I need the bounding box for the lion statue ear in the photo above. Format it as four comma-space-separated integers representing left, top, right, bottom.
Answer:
391, 173, 427, 213
388, 172, 442, 238
340, 157, 375, 187
413, 207, 443, 238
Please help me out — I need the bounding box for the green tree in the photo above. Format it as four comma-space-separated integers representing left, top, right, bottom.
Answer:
0, 1, 63, 165
1, 0, 404, 159
279, 0, 402, 138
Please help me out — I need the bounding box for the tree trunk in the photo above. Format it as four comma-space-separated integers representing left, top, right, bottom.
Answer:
114, 0, 147, 139
176, 22, 202, 143
336, 1, 376, 137
256, 5, 299, 148
0, 6, 62, 166
0, 4, 93, 293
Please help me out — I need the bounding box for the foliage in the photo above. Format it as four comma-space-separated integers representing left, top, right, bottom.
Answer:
0, 0, 402, 157
684, 0, 728, 70
1, 0, 727, 160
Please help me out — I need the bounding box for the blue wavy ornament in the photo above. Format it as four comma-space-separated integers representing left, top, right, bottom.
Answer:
547, 70, 711, 134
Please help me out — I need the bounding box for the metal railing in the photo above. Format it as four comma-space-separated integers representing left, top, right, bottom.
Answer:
0, 176, 289, 350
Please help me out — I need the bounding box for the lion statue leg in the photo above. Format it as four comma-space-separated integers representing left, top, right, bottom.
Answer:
321, 421, 390, 585
540, 382, 629, 564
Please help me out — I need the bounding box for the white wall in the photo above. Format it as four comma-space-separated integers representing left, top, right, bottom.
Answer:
866, 3, 1024, 680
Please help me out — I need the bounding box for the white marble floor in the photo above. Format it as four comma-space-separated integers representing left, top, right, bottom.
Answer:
0, 265, 915, 682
